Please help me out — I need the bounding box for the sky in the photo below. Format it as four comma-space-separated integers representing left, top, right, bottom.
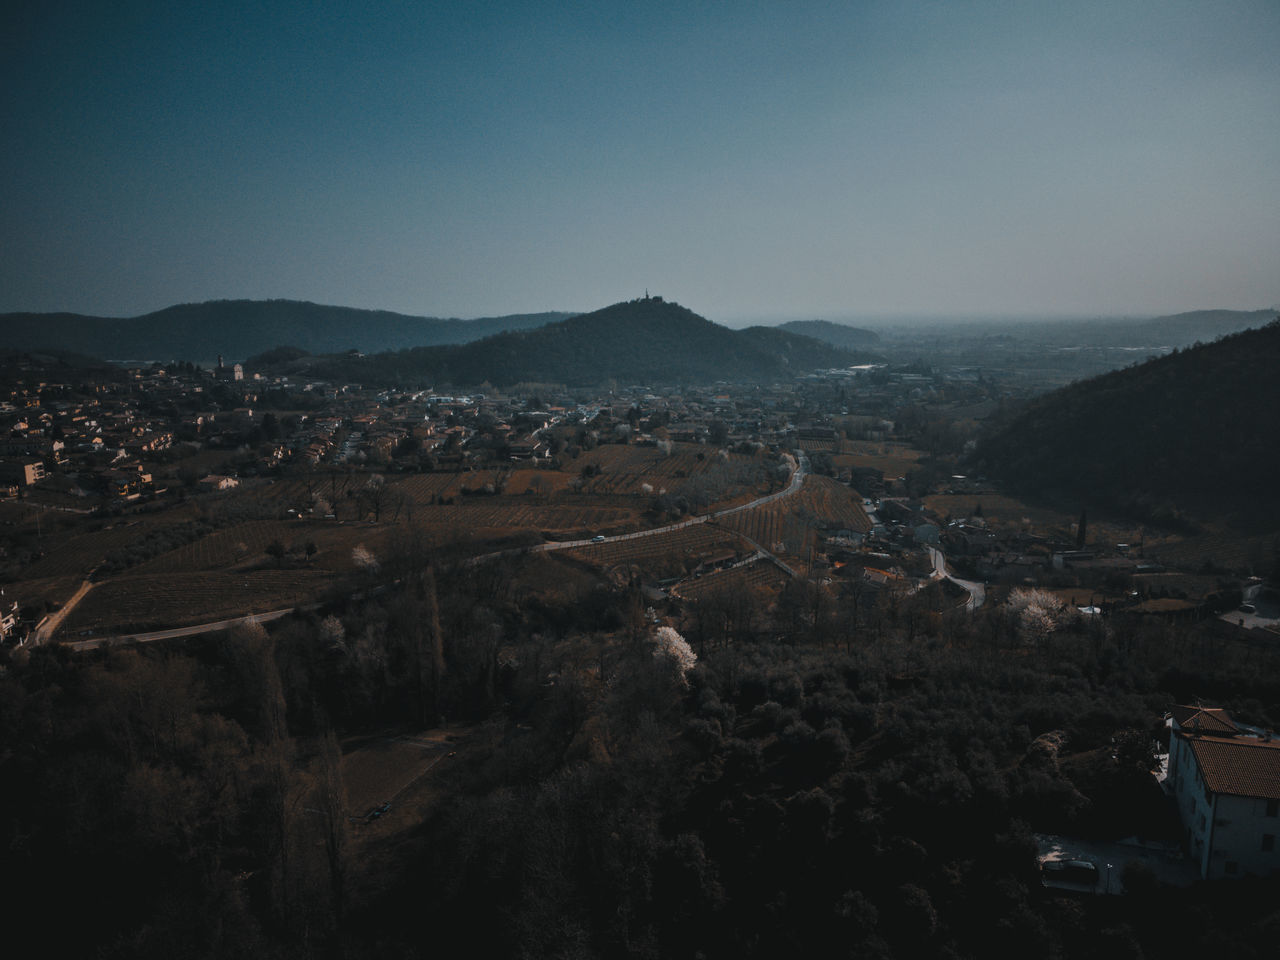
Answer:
2, 0, 1278, 324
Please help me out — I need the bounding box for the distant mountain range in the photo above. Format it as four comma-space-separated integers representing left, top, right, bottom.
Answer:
0, 300, 575, 361
298, 297, 872, 387
1013, 309, 1279, 348
776, 319, 880, 350
975, 318, 1280, 524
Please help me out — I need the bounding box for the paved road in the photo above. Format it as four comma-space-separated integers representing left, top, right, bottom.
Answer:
1036, 832, 1196, 893
63, 606, 303, 650
926, 545, 986, 611
474, 452, 809, 561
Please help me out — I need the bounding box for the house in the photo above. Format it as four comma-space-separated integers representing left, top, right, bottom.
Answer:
0, 600, 22, 646
101, 466, 153, 499
198, 474, 240, 492
0, 459, 45, 486
1167, 703, 1280, 878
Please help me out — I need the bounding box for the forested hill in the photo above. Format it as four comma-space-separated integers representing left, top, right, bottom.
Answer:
0, 300, 574, 361
975, 319, 1280, 523
305, 297, 870, 387
777, 319, 881, 349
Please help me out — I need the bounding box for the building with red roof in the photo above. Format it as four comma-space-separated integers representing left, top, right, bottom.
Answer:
1168, 704, 1280, 878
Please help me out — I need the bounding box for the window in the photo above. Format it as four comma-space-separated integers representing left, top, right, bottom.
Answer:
1225, 861, 1239, 875
1267, 799, 1279, 817
1264, 834, 1275, 852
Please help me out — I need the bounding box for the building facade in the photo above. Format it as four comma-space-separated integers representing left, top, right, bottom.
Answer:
1168, 704, 1280, 878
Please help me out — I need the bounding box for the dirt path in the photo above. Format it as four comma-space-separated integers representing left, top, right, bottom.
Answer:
33, 579, 95, 643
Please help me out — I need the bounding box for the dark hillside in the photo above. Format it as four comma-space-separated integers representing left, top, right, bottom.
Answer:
777, 318, 881, 349
310, 297, 866, 387
0, 300, 573, 360
975, 319, 1280, 523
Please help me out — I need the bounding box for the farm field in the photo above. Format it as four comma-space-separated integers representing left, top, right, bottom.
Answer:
130, 519, 303, 573
674, 558, 791, 600
924, 493, 1155, 551
792, 476, 874, 533
796, 438, 837, 453
341, 730, 455, 817
19, 519, 168, 579
253, 443, 772, 522
124, 518, 415, 576
572, 444, 771, 501
832, 440, 922, 478
3, 442, 795, 637
1, 575, 82, 612
564, 524, 748, 581
57, 569, 339, 635
721, 475, 871, 563
1148, 530, 1278, 578
410, 501, 637, 537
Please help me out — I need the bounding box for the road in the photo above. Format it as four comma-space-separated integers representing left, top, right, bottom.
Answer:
474, 452, 809, 560
926, 545, 986, 611
62, 605, 303, 650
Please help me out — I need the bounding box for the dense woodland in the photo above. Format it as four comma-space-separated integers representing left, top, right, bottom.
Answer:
976, 320, 1280, 524
5, 542, 1280, 959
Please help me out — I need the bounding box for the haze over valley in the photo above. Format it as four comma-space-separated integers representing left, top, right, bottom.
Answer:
3, 2, 1279, 957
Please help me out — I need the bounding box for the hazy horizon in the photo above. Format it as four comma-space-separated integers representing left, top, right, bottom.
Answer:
2, 295, 1277, 332
3, 1, 1277, 321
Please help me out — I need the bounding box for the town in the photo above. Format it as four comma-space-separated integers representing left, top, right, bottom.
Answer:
2, 347, 1273, 650
3, 334, 1279, 958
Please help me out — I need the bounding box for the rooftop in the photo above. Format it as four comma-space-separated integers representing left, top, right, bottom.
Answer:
1183, 733, 1280, 801
1171, 704, 1239, 736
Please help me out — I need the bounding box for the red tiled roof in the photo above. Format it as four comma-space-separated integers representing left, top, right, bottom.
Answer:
1185, 734, 1280, 801
1171, 704, 1239, 735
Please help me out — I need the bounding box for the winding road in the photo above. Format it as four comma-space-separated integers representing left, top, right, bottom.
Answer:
472, 452, 808, 559
926, 545, 986, 610
57, 453, 983, 648
60, 455, 810, 649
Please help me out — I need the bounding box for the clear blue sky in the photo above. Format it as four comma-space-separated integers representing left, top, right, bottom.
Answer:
2, 0, 1277, 322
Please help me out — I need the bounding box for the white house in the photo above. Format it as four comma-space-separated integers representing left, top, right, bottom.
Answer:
1167, 704, 1280, 879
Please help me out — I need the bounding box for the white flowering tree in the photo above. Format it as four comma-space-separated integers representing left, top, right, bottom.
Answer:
352, 544, 379, 573
652, 626, 697, 683
1007, 587, 1065, 643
